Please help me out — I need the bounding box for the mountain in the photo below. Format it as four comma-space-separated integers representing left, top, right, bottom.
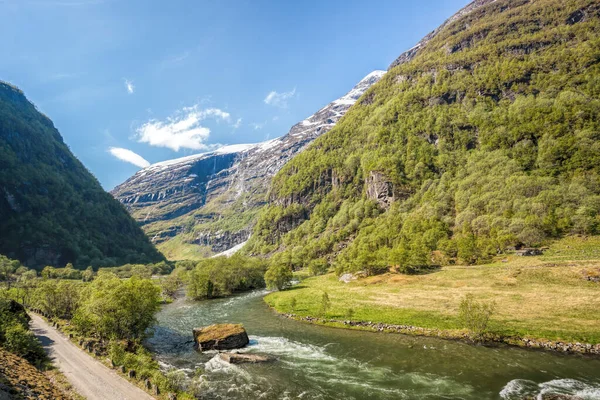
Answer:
111, 71, 385, 258
0, 82, 163, 269
245, 0, 600, 273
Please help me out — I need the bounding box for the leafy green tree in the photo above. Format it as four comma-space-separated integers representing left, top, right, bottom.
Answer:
186, 255, 266, 300
265, 264, 293, 291
73, 273, 161, 341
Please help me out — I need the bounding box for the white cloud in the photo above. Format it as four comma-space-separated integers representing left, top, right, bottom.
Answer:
124, 79, 134, 94
233, 118, 242, 129
264, 88, 296, 108
109, 147, 150, 168
136, 105, 231, 151
250, 122, 265, 130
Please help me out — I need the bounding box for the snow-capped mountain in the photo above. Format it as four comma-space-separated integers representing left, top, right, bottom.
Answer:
111, 70, 385, 255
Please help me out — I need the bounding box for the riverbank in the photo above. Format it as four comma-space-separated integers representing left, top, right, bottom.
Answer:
265, 236, 600, 355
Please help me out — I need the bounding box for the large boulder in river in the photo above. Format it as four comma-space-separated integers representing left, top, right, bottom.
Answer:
193, 324, 249, 351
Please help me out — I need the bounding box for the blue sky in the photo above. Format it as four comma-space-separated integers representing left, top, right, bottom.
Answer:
0, 0, 468, 189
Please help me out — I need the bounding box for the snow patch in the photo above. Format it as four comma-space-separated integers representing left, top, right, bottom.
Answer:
211, 240, 248, 258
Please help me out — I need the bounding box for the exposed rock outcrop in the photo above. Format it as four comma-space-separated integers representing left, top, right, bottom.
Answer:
195, 229, 251, 253
193, 324, 249, 351
366, 171, 396, 209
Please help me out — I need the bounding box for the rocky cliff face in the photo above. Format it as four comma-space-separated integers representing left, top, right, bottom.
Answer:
111, 71, 385, 256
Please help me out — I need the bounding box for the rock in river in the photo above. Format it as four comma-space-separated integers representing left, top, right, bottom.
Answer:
219, 352, 275, 364
193, 323, 249, 351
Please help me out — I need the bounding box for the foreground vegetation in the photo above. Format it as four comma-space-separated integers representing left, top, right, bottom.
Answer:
0, 252, 273, 399
0, 254, 194, 398
265, 237, 600, 344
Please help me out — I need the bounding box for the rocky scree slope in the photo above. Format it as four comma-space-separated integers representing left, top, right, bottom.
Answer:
0, 82, 163, 269
245, 0, 600, 273
111, 71, 385, 257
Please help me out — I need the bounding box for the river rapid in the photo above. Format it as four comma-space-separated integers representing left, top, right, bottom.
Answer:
146, 290, 600, 400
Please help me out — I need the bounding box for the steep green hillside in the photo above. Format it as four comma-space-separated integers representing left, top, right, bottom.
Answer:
0, 82, 163, 269
246, 0, 600, 274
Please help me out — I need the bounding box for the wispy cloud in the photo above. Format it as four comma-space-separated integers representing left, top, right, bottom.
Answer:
136, 105, 231, 151
124, 79, 134, 94
264, 88, 296, 108
250, 122, 265, 130
233, 118, 242, 129
109, 147, 150, 168
159, 51, 191, 69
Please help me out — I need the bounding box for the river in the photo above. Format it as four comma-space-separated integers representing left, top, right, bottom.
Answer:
146, 290, 600, 399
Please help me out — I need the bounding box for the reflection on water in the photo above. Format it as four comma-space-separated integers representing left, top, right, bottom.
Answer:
146, 290, 600, 400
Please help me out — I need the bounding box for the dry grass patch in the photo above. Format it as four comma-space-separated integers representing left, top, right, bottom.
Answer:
266, 237, 600, 343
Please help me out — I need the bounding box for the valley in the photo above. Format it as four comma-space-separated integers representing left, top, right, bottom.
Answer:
1, 0, 600, 399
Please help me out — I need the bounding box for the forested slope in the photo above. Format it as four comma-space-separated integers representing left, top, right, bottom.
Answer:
0, 82, 163, 269
246, 0, 600, 274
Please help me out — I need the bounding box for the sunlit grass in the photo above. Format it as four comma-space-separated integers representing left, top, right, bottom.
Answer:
266, 237, 600, 344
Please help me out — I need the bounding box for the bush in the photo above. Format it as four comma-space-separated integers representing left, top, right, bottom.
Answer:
318, 292, 331, 317
458, 294, 496, 339
108, 340, 127, 366
345, 308, 355, 319
0, 299, 45, 363
308, 258, 329, 276
264, 264, 293, 291
3, 324, 45, 363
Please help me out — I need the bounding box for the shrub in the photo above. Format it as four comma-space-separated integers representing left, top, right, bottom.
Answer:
458, 294, 496, 339
308, 258, 329, 276
3, 324, 45, 363
319, 292, 331, 317
108, 340, 126, 366
345, 308, 355, 319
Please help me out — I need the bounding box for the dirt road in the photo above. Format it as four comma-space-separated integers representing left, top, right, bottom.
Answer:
30, 313, 154, 400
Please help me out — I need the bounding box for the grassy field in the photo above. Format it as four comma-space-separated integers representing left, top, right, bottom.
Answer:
265, 236, 600, 344
157, 236, 213, 260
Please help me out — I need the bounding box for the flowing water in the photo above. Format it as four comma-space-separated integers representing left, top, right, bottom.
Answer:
147, 290, 600, 399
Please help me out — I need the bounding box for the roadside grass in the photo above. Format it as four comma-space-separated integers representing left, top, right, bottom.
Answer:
45, 368, 85, 400
265, 236, 600, 344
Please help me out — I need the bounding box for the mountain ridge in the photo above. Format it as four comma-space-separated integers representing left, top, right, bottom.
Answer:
111, 70, 386, 258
